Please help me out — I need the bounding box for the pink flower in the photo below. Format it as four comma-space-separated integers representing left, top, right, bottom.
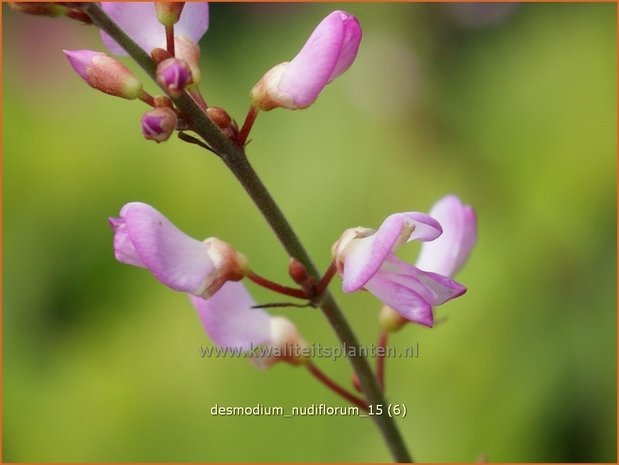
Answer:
251, 10, 362, 110
63, 49, 143, 100
109, 202, 247, 298
332, 212, 466, 327
100, 2, 209, 55
191, 281, 307, 366
415, 195, 477, 277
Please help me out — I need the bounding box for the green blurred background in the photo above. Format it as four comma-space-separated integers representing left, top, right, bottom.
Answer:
3, 2, 616, 462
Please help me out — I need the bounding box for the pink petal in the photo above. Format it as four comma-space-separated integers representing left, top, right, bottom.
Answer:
119, 202, 215, 294
278, 10, 361, 107
109, 216, 145, 267
327, 12, 362, 82
365, 256, 466, 327
100, 2, 209, 55
416, 195, 477, 277
342, 212, 442, 292
364, 272, 434, 327
190, 281, 272, 351
383, 256, 467, 305
63, 49, 104, 81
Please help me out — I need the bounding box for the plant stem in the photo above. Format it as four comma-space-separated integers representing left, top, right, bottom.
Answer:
247, 270, 308, 300
306, 361, 369, 411
377, 329, 389, 390
165, 25, 175, 56
83, 4, 413, 462
237, 104, 258, 147
316, 260, 337, 296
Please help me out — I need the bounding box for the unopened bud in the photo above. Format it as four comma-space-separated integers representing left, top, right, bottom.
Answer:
63, 49, 143, 100
206, 107, 238, 139
250, 11, 361, 111
288, 257, 316, 297
289, 258, 310, 286
141, 107, 178, 143
10, 2, 67, 17
175, 35, 202, 84
379, 305, 407, 332
156, 57, 193, 97
151, 48, 172, 65
155, 2, 185, 27
10, 2, 91, 23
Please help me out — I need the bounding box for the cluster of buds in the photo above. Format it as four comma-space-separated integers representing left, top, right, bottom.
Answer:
61, 3, 209, 144
56, 3, 364, 148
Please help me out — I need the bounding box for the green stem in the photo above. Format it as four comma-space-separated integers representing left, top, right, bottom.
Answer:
83, 4, 412, 462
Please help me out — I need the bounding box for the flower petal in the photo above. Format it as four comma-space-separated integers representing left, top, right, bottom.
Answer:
100, 2, 209, 55
400, 212, 444, 242
341, 212, 442, 292
174, 3, 209, 45
416, 195, 477, 276
327, 12, 362, 82
190, 281, 272, 351
365, 256, 466, 326
278, 10, 360, 107
364, 272, 434, 327
120, 202, 215, 294
109, 216, 145, 267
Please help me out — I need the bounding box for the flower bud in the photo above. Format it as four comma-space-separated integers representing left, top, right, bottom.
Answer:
151, 47, 172, 65
141, 107, 178, 143
206, 107, 238, 139
175, 35, 202, 84
251, 10, 361, 111
156, 57, 193, 97
10, 2, 67, 17
63, 49, 143, 100
288, 258, 310, 287
155, 2, 185, 27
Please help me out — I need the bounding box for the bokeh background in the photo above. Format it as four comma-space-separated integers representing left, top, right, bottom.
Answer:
3, 2, 616, 462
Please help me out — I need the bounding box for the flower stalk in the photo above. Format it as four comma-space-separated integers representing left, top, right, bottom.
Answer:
82, 4, 412, 462
306, 361, 369, 411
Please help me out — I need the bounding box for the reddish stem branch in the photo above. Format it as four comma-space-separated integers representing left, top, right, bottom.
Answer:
247, 270, 308, 300
376, 329, 389, 391
166, 25, 175, 56
138, 90, 156, 107
236, 105, 258, 147
306, 361, 369, 412
315, 260, 337, 296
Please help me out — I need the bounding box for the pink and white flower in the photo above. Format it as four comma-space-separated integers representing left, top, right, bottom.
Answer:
332, 211, 467, 327
109, 202, 247, 298
251, 10, 362, 111
191, 281, 307, 366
